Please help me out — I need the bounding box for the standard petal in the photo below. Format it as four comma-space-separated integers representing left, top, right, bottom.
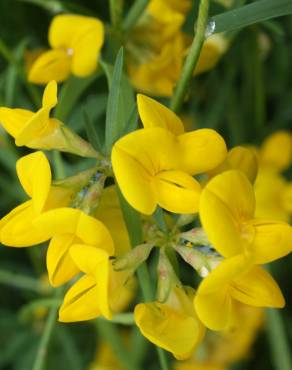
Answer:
155, 170, 201, 214
0, 201, 50, 247
200, 170, 255, 257
135, 302, 202, 359
70, 245, 111, 319
46, 234, 80, 287
42, 80, 58, 108
16, 151, 51, 213
0, 108, 33, 138
250, 220, 292, 264
59, 275, 100, 322
137, 94, 184, 135
33, 208, 114, 254
177, 129, 227, 174
231, 266, 285, 308
28, 49, 71, 84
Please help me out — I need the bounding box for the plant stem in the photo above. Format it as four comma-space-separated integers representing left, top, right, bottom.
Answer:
96, 319, 140, 370
267, 308, 292, 370
122, 0, 149, 31
116, 187, 170, 370
170, 0, 210, 113
0, 269, 50, 294
110, 0, 123, 28
32, 288, 63, 370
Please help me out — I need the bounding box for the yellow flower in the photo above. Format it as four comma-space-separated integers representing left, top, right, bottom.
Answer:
0, 80, 98, 157
194, 254, 284, 330
135, 286, 205, 359
33, 208, 114, 287
0, 151, 61, 246
28, 14, 104, 84
112, 95, 227, 215
199, 170, 292, 263
59, 245, 132, 322
208, 146, 258, 183
126, 0, 227, 97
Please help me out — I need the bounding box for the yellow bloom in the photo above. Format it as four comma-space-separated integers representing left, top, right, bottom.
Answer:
0, 151, 62, 246
208, 146, 258, 183
194, 254, 284, 330
199, 170, 292, 263
0, 80, 98, 157
135, 286, 205, 359
28, 14, 104, 84
112, 95, 227, 215
33, 208, 114, 287
59, 245, 132, 322
126, 0, 227, 97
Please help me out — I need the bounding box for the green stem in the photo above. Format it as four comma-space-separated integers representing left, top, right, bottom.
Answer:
267, 308, 292, 370
170, 0, 210, 113
32, 289, 63, 370
0, 38, 41, 107
110, 0, 123, 28
116, 187, 170, 370
96, 319, 140, 370
0, 269, 50, 294
122, 0, 149, 31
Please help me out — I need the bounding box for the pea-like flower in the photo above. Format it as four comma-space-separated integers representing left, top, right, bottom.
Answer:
135, 286, 205, 359
112, 95, 227, 215
0, 80, 98, 157
199, 170, 292, 263
58, 245, 132, 322
194, 254, 284, 330
28, 14, 104, 84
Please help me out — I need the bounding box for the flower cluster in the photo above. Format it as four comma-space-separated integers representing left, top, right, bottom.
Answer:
0, 4, 291, 366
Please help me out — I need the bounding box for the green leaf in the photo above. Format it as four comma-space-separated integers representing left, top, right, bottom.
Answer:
103, 48, 135, 154
211, 0, 292, 34
54, 72, 101, 122
17, 0, 94, 16
83, 109, 103, 153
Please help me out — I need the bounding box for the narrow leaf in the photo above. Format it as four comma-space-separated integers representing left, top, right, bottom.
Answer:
83, 109, 103, 153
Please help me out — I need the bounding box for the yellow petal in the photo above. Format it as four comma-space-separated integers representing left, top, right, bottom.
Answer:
155, 170, 201, 213
28, 49, 71, 84
200, 170, 255, 257
0, 108, 33, 138
135, 302, 202, 359
59, 275, 100, 322
70, 244, 111, 319
194, 255, 251, 330
231, 266, 285, 308
137, 94, 184, 135
0, 201, 50, 247
16, 151, 51, 213
33, 208, 114, 254
42, 80, 58, 108
46, 234, 80, 287
177, 129, 227, 174
250, 220, 292, 264
112, 128, 177, 215
260, 130, 292, 171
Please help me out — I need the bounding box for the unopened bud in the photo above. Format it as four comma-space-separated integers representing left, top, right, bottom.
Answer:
179, 228, 209, 246
113, 243, 154, 272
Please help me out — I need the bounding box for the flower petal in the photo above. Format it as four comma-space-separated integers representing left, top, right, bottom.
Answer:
137, 94, 184, 135
0, 201, 50, 246
42, 80, 58, 108
231, 266, 285, 308
28, 49, 71, 84
177, 129, 227, 174
59, 275, 100, 322
70, 244, 111, 319
200, 170, 255, 257
250, 220, 292, 264
33, 208, 114, 254
135, 302, 202, 359
155, 170, 201, 213
16, 151, 51, 213
47, 234, 80, 287
0, 108, 33, 138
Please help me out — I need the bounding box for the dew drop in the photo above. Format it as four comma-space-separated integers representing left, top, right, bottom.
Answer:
205, 19, 216, 37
